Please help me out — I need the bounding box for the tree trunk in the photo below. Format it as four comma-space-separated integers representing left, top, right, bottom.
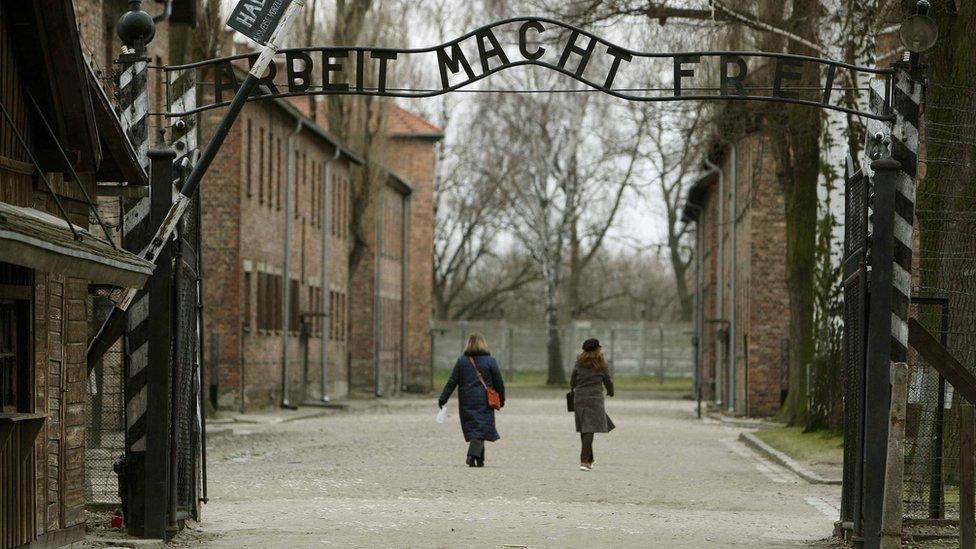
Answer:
567, 220, 583, 320
669, 234, 693, 322
545, 260, 566, 386
771, 0, 820, 425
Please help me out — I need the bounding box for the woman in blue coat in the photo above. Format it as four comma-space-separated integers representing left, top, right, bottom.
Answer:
438, 333, 505, 467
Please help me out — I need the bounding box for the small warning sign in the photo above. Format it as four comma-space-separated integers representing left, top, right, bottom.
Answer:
227, 0, 294, 45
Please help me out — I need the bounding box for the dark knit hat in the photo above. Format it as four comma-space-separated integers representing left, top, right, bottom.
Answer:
582, 338, 601, 352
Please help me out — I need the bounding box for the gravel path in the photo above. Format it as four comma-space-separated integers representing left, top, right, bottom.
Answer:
186, 392, 840, 548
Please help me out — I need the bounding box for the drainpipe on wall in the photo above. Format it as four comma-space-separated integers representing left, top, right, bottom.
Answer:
703, 157, 725, 408
374, 192, 383, 397
727, 145, 738, 415
400, 195, 410, 392
683, 198, 708, 418
320, 147, 341, 402
282, 118, 304, 409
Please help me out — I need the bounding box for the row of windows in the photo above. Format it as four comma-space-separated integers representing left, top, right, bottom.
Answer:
244, 119, 348, 239
331, 174, 350, 239
329, 290, 348, 342
242, 269, 347, 340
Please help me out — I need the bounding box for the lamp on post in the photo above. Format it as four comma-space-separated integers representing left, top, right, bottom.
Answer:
116, 0, 157, 55
899, 0, 939, 71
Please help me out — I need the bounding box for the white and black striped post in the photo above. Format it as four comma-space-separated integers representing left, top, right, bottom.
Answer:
861, 65, 923, 549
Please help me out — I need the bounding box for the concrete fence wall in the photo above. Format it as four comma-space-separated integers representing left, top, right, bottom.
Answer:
433, 320, 695, 378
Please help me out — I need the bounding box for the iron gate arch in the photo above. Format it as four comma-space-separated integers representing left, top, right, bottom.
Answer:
85, 7, 926, 547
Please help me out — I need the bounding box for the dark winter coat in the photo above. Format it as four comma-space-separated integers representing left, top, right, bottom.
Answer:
438, 352, 506, 442
571, 363, 615, 433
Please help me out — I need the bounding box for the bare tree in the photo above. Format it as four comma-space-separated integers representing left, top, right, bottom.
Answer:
643, 104, 708, 321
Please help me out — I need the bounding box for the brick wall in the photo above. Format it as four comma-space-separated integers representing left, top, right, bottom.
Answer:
742, 134, 789, 416
695, 132, 789, 417
201, 98, 356, 410
380, 136, 437, 392
347, 182, 408, 396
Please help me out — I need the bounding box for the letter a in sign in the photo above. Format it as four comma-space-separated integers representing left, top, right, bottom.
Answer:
228, 0, 294, 45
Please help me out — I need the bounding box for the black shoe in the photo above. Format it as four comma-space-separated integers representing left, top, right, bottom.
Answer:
475, 458, 484, 467
466, 456, 477, 467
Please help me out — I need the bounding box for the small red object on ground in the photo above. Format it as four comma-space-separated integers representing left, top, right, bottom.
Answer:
111, 512, 123, 529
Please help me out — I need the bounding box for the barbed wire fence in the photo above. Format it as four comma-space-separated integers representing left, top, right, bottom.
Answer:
901, 81, 976, 532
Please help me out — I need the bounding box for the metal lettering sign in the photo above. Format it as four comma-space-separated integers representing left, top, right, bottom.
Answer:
169, 16, 895, 121
228, 0, 294, 45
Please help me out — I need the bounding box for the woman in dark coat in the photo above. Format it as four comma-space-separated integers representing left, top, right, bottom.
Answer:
438, 333, 506, 467
570, 338, 614, 471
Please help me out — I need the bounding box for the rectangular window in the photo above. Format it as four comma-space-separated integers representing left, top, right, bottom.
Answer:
0, 304, 17, 413
268, 129, 275, 209
258, 128, 265, 204
256, 272, 267, 331
330, 176, 338, 236
242, 270, 252, 332
343, 176, 350, 239
311, 162, 318, 227
328, 291, 335, 340
340, 291, 347, 341
294, 150, 301, 219
272, 275, 278, 331
246, 120, 253, 198
275, 275, 283, 331
276, 138, 283, 210
289, 279, 300, 333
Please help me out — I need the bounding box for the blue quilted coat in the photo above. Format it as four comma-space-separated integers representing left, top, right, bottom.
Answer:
438, 352, 506, 442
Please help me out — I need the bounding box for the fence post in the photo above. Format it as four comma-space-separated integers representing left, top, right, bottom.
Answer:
961, 403, 975, 548
658, 323, 665, 383
862, 156, 899, 549
880, 362, 908, 549
639, 319, 647, 376
862, 64, 922, 547
507, 324, 515, 382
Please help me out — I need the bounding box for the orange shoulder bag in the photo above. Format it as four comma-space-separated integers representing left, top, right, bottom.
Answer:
468, 356, 502, 410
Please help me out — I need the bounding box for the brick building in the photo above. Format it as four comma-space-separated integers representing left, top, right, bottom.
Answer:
0, 1, 160, 546
200, 93, 441, 407
683, 131, 790, 417
199, 92, 364, 410
348, 172, 412, 397
380, 107, 443, 392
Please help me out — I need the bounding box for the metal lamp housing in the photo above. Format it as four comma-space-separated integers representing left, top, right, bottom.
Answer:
899, 14, 939, 53
117, 2, 157, 48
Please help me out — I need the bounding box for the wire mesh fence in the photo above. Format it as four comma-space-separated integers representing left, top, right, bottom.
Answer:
901, 81, 976, 523
85, 292, 124, 508
432, 320, 694, 379
173, 193, 203, 520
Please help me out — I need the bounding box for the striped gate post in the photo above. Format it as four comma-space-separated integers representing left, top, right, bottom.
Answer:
860, 65, 923, 548
116, 53, 158, 536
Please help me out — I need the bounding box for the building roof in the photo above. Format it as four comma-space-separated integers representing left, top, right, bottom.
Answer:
269, 96, 366, 165
229, 63, 366, 166
386, 170, 413, 196
0, 202, 154, 288
384, 106, 445, 140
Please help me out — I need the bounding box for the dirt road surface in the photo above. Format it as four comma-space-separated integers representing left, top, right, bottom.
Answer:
186, 392, 840, 548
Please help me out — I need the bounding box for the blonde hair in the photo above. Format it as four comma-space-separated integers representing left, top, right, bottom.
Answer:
577, 349, 607, 370
464, 333, 489, 354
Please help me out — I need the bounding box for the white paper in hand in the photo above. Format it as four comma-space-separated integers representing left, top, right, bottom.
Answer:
436, 405, 448, 424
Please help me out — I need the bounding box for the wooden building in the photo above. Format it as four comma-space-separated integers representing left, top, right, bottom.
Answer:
0, 2, 153, 547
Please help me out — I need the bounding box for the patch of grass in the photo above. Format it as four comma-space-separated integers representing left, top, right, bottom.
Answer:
753, 426, 844, 465
432, 370, 693, 392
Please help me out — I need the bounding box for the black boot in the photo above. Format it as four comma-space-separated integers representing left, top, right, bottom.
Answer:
466, 455, 477, 467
